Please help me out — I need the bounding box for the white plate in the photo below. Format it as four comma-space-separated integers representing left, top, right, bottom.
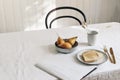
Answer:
77, 49, 108, 65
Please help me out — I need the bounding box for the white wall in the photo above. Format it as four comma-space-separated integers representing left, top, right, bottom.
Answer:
56, 0, 120, 27
0, 0, 55, 32
0, 0, 119, 32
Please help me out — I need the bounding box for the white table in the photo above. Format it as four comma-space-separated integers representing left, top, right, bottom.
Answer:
0, 22, 120, 80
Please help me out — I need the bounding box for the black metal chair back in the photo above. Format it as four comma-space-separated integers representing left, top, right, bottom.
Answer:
45, 6, 87, 29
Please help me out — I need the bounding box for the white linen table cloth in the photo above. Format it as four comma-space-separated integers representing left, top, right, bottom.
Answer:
0, 22, 120, 80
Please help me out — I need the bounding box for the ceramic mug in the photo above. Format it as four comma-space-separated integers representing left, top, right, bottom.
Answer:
87, 29, 98, 46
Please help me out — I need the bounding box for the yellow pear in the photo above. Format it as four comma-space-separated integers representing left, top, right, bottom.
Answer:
60, 42, 72, 49
57, 37, 65, 46
68, 36, 77, 45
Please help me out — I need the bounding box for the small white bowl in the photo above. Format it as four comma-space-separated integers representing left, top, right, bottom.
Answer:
55, 41, 78, 53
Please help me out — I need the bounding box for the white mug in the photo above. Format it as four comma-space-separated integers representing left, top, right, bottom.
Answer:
87, 29, 98, 46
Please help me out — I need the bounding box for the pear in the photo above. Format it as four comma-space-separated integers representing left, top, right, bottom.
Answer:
68, 36, 77, 45
57, 37, 65, 46
60, 42, 72, 49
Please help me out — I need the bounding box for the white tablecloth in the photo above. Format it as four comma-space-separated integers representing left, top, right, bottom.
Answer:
0, 22, 120, 80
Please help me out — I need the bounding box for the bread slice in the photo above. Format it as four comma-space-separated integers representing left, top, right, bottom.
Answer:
82, 50, 99, 62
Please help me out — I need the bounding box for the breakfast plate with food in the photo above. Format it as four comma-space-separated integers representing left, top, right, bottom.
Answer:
77, 49, 108, 65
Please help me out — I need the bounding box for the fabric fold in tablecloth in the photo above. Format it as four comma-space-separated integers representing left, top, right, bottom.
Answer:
35, 62, 96, 80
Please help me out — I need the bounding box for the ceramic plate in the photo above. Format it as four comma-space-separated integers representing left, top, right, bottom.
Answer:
77, 49, 108, 65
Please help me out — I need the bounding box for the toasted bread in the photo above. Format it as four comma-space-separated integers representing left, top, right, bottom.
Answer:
82, 50, 99, 62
